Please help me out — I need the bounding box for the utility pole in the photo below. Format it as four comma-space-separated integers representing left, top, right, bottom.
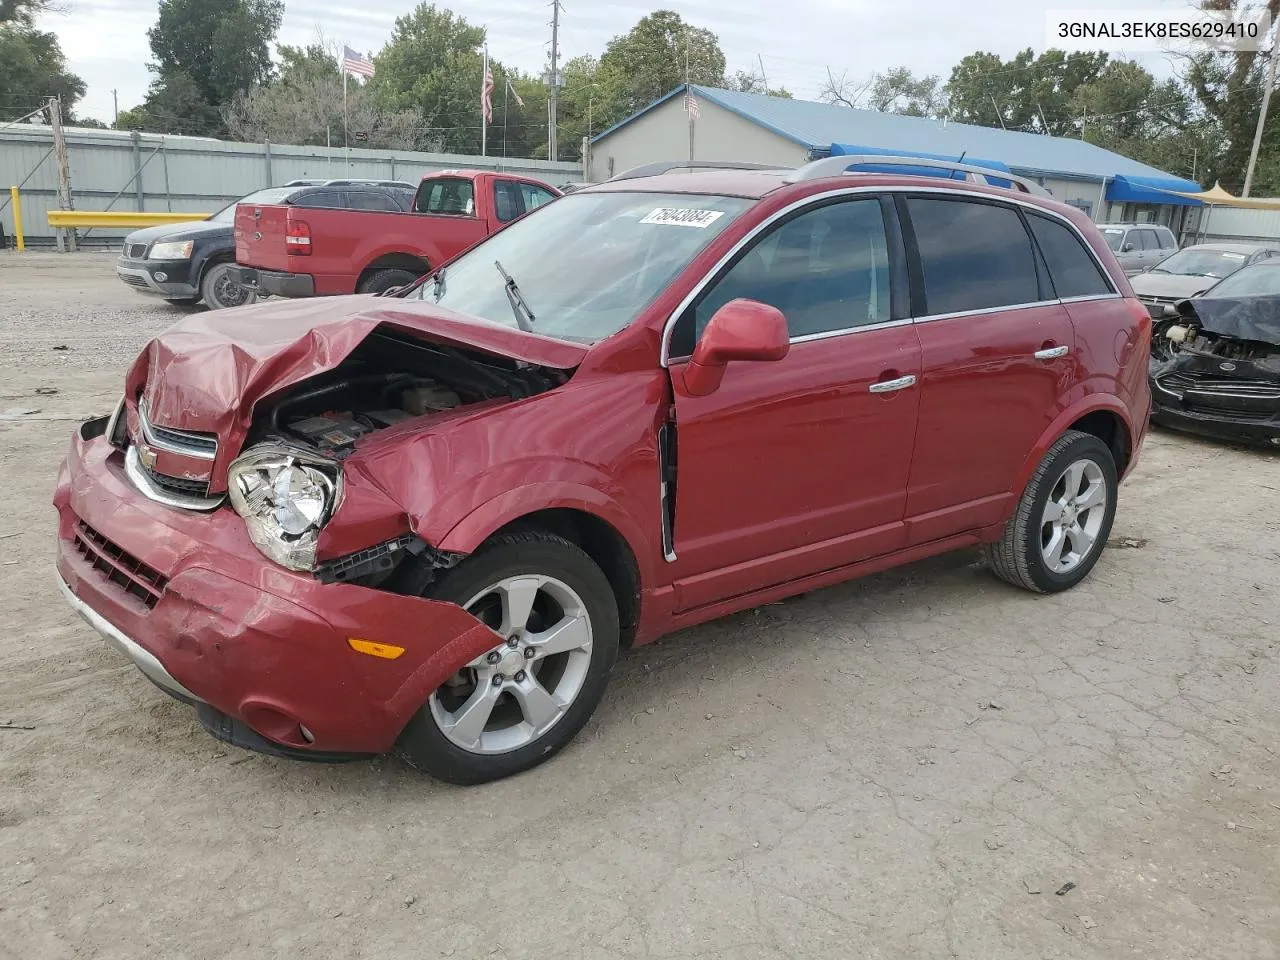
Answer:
757, 53, 768, 92
47, 97, 76, 252
548, 0, 561, 161
112, 89, 118, 126
1244, 23, 1279, 197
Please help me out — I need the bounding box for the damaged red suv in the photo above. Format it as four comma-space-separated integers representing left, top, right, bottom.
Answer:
55, 157, 1152, 784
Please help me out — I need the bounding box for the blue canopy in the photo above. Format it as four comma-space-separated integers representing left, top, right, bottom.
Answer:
1106, 174, 1202, 207
829, 143, 1013, 187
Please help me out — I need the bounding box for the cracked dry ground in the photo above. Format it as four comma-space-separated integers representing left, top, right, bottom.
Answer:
2, 252, 1279, 960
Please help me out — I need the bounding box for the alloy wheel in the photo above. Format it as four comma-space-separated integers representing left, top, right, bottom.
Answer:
1040, 458, 1108, 574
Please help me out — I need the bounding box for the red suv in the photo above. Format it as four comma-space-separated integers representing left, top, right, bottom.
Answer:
54, 157, 1152, 784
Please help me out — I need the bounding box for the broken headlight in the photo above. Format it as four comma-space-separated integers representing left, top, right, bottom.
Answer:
227, 446, 341, 572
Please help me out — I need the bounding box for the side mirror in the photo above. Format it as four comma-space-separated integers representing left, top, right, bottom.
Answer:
1122, 243, 1135, 252
682, 299, 789, 397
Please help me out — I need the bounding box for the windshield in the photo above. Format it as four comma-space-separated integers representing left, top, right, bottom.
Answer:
210, 187, 300, 223
1102, 228, 1125, 251
408, 191, 752, 342
1151, 248, 1250, 279
1201, 263, 1280, 298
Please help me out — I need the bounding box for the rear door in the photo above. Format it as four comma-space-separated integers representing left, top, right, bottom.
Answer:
666, 194, 922, 610
1134, 228, 1163, 271
901, 193, 1077, 545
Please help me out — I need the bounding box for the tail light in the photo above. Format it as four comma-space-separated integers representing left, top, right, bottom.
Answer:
286, 220, 312, 256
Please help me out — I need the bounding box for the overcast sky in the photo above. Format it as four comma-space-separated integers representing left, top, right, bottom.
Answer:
45, 0, 1189, 124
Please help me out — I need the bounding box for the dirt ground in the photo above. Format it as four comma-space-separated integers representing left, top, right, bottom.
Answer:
2, 251, 1279, 960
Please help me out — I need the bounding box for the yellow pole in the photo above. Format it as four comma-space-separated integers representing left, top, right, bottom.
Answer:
9, 186, 24, 252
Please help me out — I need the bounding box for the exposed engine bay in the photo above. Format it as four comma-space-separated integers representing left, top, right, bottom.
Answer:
1150, 297, 1280, 374
252, 327, 571, 454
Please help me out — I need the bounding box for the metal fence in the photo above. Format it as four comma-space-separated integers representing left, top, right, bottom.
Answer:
0, 125, 583, 246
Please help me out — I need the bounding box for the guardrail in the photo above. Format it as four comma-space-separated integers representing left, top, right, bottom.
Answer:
46, 210, 210, 228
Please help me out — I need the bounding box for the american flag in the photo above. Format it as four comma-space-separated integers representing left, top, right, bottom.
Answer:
482, 60, 495, 124
342, 46, 375, 79
684, 91, 700, 119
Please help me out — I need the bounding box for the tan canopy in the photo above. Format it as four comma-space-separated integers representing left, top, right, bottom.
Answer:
1168, 182, 1280, 208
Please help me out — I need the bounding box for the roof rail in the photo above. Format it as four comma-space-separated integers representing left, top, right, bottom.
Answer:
608, 160, 793, 182
783, 155, 1052, 197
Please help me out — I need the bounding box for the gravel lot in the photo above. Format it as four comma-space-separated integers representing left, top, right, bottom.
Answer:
3, 251, 1279, 960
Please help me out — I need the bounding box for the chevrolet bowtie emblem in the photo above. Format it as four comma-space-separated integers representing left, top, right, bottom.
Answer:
138, 443, 158, 470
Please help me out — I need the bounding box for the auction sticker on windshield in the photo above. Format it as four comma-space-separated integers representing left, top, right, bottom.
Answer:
640, 208, 726, 228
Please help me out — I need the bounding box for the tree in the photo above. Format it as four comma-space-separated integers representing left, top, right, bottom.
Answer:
946, 48, 1110, 135
124, 0, 283, 135
597, 11, 726, 118
368, 3, 489, 153
867, 67, 946, 117
0, 0, 84, 121
819, 68, 873, 109
223, 42, 424, 149
728, 68, 792, 99
1181, 0, 1280, 190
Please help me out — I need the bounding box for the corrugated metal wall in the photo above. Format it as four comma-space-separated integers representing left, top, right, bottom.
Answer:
1189, 205, 1280, 244
0, 126, 582, 245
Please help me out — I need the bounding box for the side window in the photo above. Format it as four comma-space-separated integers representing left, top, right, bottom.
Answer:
493, 180, 522, 223
415, 178, 475, 216
521, 183, 557, 212
685, 198, 891, 347
1136, 229, 1160, 251
905, 197, 1039, 314
346, 191, 400, 212
1158, 228, 1177, 250
1026, 214, 1112, 299
291, 190, 346, 209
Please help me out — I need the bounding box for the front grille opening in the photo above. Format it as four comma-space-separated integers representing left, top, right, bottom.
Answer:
141, 462, 210, 498
126, 243, 148, 259
73, 521, 169, 609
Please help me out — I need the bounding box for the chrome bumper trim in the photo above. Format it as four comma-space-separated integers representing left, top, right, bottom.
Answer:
124, 445, 225, 512
57, 573, 205, 704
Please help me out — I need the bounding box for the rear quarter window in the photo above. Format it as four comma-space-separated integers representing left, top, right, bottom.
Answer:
1027, 214, 1113, 299
906, 197, 1040, 314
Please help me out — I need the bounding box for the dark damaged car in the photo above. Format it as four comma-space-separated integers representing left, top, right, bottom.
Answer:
1149, 259, 1280, 447
55, 159, 1152, 784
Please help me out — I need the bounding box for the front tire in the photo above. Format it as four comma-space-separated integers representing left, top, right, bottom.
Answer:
200, 261, 257, 310
397, 531, 620, 784
986, 430, 1118, 594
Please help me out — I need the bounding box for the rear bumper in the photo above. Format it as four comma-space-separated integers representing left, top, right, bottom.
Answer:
54, 426, 502, 757
231, 266, 315, 298
116, 259, 198, 299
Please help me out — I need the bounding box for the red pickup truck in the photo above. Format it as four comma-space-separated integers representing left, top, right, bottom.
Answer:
232, 170, 561, 298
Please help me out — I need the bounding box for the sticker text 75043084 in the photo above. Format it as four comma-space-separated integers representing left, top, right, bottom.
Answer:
639, 208, 726, 228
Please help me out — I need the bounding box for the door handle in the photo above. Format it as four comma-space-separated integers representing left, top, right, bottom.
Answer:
1034, 345, 1069, 360
869, 374, 917, 394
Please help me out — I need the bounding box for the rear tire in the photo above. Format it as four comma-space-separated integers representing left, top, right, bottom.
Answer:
357, 268, 420, 295
200, 261, 256, 310
985, 430, 1118, 594
396, 530, 620, 784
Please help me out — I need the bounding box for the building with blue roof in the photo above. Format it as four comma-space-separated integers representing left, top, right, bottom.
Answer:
587, 84, 1203, 231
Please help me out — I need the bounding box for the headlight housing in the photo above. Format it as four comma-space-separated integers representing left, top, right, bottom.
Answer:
227, 445, 341, 571
149, 240, 194, 260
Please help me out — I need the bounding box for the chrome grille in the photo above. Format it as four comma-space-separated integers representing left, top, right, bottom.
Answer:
138, 401, 218, 460
1158, 373, 1280, 399
141, 465, 210, 498
73, 520, 169, 609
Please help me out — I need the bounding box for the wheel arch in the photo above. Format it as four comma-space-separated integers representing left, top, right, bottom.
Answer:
436, 491, 651, 650
357, 251, 431, 287
1012, 397, 1137, 499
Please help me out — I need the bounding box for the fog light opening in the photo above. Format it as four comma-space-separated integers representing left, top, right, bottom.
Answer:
154, 271, 168, 282
299, 724, 315, 743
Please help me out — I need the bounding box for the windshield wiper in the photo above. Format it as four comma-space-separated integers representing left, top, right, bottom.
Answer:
432, 266, 446, 301
494, 260, 535, 332
1149, 267, 1171, 274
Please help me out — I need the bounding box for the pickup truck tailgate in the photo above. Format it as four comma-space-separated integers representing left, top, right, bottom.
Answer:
234, 202, 293, 272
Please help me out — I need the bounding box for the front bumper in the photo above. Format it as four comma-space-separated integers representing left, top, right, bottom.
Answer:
54, 424, 501, 757
1150, 376, 1280, 446
116, 258, 198, 299
231, 266, 315, 298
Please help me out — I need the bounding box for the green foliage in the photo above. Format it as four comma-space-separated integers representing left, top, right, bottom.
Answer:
0, 20, 85, 121
598, 10, 726, 117
947, 48, 1110, 136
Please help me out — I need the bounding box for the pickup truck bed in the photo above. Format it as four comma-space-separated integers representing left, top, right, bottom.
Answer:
233, 170, 561, 298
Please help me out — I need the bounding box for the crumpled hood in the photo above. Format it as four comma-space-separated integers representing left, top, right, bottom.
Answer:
124, 294, 587, 469
1130, 272, 1220, 300
1180, 294, 1280, 347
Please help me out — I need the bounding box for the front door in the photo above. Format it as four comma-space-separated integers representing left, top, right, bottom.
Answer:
665, 195, 923, 612
899, 194, 1077, 544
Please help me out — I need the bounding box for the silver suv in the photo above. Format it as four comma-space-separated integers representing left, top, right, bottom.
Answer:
1099, 224, 1179, 275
